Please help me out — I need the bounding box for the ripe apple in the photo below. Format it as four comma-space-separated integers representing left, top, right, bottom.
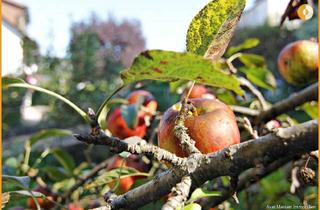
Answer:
27, 186, 58, 210
67, 203, 84, 210
106, 108, 147, 139
127, 90, 158, 115
265, 120, 281, 130
107, 155, 149, 193
158, 98, 240, 157
277, 40, 318, 86
184, 85, 216, 99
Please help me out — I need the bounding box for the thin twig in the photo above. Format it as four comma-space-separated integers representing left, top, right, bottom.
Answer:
239, 77, 269, 111
63, 158, 110, 200
243, 117, 259, 139
255, 83, 318, 123
230, 105, 260, 116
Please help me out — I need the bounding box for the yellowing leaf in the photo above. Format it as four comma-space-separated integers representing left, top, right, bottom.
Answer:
186, 0, 246, 60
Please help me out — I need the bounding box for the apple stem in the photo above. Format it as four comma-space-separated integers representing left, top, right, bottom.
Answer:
185, 81, 195, 101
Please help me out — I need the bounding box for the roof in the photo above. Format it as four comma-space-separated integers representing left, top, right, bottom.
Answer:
2, 0, 28, 10
2, 0, 29, 31
2, 17, 24, 37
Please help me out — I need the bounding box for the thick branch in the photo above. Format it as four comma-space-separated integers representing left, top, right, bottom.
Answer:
107, 120, 317, 210
202, 157, 292, 209
255, 83, 318, 123
74, 134, 186, 166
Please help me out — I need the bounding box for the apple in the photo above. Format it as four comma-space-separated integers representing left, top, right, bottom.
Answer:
27, 186, 57, 210
277, 40, 318, 86
106, 108, 147, 139
158, 98, 240, 157
184, 85, 216, 99
107, 155, 149, 193
67, 203, 84, 210
127, 90, 158, 115
265, 120, 281, 130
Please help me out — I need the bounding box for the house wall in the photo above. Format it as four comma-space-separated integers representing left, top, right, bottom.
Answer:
2, 0, 27, 31
2, 21, 23, 76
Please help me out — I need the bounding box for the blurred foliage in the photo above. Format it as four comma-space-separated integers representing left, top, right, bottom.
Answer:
22, 36, 40, 66
2, 3, 318, 209
231, 170, 318, 210
3, 15, 146, 135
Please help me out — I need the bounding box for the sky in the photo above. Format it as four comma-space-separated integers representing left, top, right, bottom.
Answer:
16, 0, 254, 57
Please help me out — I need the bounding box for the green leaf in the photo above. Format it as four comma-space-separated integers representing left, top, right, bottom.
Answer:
226, 38, 260, 56
53, 178, 75, 191
28, 129, 72, 146
2, 77, 89, 123
7, 190, 44, 198
182, 203, 202, 210
2, 175, 30, 189
169, 80, 188, 93
85, 167, 149, 189
215, 89, 236, 105
186, 0, 246, 60
2, 77, 25, 87
42, 167, 71, 181
188, 188, 220, 204
301, 101, 318, 119
119, 151, 131, 158
239, 67, 276, 90
120, 104, 139, 129
238, 53, 266, 67
50, 148, 76, 175
276, 114, 299, 125
1, 191, 44, 209
121, 50, 244, 96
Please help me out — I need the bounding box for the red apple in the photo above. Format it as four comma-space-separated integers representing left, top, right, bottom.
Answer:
106, 108, 147, 139
277, 40, 318, 86
67, 203, 84, 210
127, 90, 158, 115
158, 98, 240, 157
184, 85, 216, 100
265, 120, 281, 130
27, 186, 57, 210
107, 155, 149, 193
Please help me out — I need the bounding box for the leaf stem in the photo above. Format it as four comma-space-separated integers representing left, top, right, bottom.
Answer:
7, 83, 90, 123
96, 85, 125, 119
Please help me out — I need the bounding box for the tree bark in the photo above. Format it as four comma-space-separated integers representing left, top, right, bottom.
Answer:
255, 83, 318, 123
108, 120, 318, 210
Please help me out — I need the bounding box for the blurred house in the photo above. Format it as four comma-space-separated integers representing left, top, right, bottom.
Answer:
238, 0, 300, 29
2, 1, 48, 124
2, 0, 29, 76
